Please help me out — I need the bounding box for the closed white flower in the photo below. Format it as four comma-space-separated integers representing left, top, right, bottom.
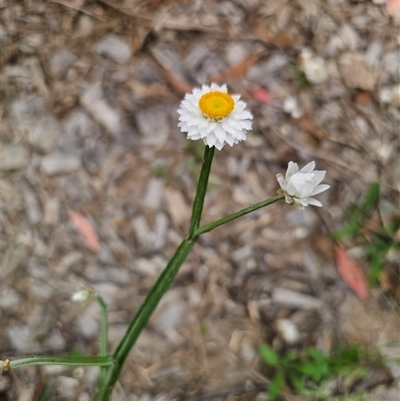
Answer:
178, 83, 252, 150
277, 161, 330, 210
276, 319, 299, 344
71, 288, 93, 303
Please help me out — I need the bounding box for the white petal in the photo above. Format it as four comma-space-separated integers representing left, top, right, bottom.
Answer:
312, 170, 326, 186
225, 134, 234, 146
214, 140, 224, 150
310, 184, 330, 196
286, 181, 297, 197
221, 121, 239, 136
234, 111, 253, 120
286, 162, 299, 180
299, 161, 315, 174
299, 178, 315, 198
205, 133, 217, 147
276, 174, 286, 190
304, 197, 322, 207
189, 133, 202, 140
239, 121, 252, 130
293, 198, 308, 209
214, 124, 226, 142
205, 122, 217, 134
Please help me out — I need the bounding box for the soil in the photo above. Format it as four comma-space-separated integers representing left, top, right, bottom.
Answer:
1, 0, 399, 400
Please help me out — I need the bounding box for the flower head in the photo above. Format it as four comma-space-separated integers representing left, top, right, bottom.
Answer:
277, 161, 330, 210
178, 83, 253, 150
276, 319, 299, 344
71, 288, 94, 303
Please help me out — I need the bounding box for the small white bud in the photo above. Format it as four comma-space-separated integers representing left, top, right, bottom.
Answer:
276, 319, 299, 344
71, 288, 93, 303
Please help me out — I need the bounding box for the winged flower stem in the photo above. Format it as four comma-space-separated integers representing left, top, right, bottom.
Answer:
93, 146, 214, 400
188, 146, 215, 239
193, 194, 285, 237
1, 356, 113, 370
94, 294, 109, 384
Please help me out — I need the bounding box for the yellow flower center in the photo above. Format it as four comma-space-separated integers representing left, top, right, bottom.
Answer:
199, 91, 234, 120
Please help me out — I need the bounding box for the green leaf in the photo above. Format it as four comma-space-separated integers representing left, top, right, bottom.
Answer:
260, 344, 279, 367
306, 347, 326, 361
386, 215, 400, 235
298, 362, 323, 381
361, 182, 380, 212
289, 373, 305, 394
37, 383, 52, 401
333, 223, 362, 239
281, 350, 298, 365
368, 251, 382, 287
268, 371, 285, 400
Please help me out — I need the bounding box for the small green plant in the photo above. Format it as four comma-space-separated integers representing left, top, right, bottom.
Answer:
151, 163, 168, 178
260, 344, 365, 400
291, 63, 312, 90
334, 182, 400, 286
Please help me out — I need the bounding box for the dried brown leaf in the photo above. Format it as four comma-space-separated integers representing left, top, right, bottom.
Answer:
162, 68, 193, 95
338, 53, 376, 91
252, 20, 294, 48
297, 117, 326, 141
211, 54, 261, 83
148, 0, 163, 10
355, 91, 374, 104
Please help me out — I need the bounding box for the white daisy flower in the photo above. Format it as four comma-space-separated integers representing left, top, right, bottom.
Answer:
177, 83, 253, 150
277, 161, 330, 210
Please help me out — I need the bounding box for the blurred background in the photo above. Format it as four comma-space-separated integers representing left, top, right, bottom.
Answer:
1, 0, 399, 400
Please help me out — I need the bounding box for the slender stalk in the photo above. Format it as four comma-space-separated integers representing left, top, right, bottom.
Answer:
94, 146, 216, 400
2, 356, 113, 370
188, 146, 215, 239
94, 295, 109, 384
193, 194, 285, 236
93, 239, 196, 401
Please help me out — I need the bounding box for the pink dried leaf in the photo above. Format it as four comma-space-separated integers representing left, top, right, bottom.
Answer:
252, 88, 274, 104
386, 0, 400, 16
68, 210, 101, 253
335, 245, 368, 300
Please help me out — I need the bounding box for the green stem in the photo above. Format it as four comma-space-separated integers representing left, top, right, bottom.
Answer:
94, 146, 216, 400
193, 194, 285, 237
2, 356, 113, 370
93, 239, 196, 401
188, 145, 215, 239
94, 295, 109, 384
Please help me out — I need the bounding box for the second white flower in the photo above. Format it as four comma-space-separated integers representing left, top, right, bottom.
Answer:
277, 161, 330, 210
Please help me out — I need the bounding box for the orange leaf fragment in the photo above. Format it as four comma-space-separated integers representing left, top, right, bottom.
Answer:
211, 54, 260, 83
252, 87, 274, 104
335, 245, 368, 300
68, 210, 101, 253
148, 0, 163, 9
252, 20, 294, 48
355, 91, 374, 104
386, 0, 400, 16
162, 68, 194, 95
297, 117, 326, 141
